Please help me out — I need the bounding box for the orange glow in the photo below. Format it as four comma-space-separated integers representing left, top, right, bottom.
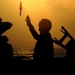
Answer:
22, 0, 45, 11
0, 0, 75, 49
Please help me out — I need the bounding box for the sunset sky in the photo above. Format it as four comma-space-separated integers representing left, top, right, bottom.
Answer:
0, 0, 75, 49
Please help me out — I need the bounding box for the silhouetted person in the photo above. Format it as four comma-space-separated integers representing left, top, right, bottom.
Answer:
0, 18, 13, 63
0, 36, 13, 63
25, 15, 54, 62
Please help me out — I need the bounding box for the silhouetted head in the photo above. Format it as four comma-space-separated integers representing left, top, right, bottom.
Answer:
0, 21, 12, 35
38, 19, 52, 34
0, 36, 9, 43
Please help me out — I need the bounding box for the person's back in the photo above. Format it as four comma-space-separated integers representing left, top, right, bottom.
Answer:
25, 16, 54, 62
33, 33, 54, 62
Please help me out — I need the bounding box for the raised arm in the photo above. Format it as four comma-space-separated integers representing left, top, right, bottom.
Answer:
25, 15, 39, 40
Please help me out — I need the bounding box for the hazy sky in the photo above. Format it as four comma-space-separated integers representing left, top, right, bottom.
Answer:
0, 0, 75, 49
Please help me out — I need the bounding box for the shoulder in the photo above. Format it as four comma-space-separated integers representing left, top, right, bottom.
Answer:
6, 43, 12, 47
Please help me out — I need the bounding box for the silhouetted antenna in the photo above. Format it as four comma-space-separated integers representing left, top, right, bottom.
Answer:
19, 1, 22, 16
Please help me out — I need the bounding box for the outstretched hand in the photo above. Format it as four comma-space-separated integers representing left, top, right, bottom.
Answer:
25, 15, 31, 26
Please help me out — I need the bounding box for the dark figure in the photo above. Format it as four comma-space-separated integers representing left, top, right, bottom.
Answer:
0, 18, 13, 63
0, 36, 13, 63
25, 16, 54, 62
